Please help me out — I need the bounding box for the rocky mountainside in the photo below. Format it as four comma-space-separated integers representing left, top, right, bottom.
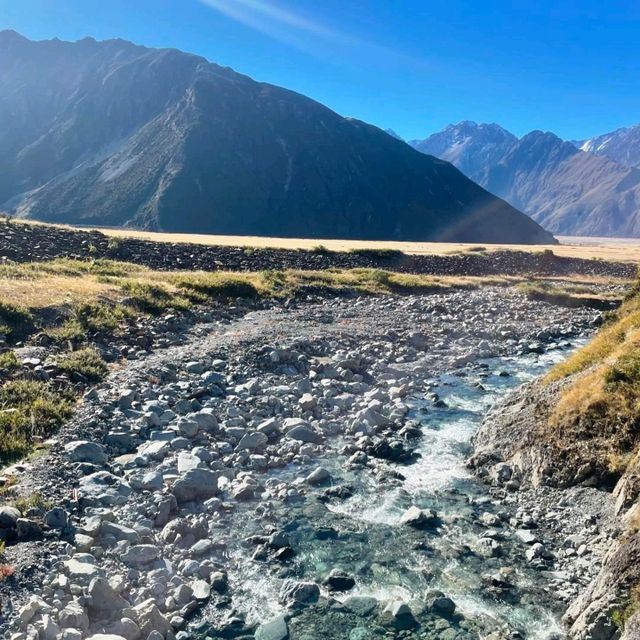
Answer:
411, 122, 640, 237
575, 124, 640, 169
0, 31, 553, 244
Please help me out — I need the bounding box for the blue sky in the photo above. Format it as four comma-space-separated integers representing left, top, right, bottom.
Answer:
1, 0, 638, 141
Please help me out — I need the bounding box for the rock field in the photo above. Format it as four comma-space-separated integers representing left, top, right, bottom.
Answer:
0, 287, 620, 640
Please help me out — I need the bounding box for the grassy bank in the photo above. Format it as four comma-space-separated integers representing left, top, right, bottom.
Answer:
0, 258, 506, 467
0, 257, 628, 468
543, 276, 640, 481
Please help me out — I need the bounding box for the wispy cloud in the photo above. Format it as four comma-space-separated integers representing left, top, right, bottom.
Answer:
198, 0, 429, 68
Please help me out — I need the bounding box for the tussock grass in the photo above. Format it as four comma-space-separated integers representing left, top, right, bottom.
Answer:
517, 281, 622, 309
57, 347, 108, 382
0, 380, 73, 464
545, 284, 640, 479
0, 351, 18, 371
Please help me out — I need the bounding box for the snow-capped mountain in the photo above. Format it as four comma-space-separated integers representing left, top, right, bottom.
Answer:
575, 124, 640, 169
410, 122, 640, 237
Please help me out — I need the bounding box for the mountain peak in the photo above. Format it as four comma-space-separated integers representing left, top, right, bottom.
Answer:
576, 124, 640, 169
0, 31, 552, 244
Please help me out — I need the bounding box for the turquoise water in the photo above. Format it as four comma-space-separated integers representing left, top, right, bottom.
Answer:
203, 342, 586, 639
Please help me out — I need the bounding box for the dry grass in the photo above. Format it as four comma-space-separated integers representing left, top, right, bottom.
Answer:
544, 287, 640, 480
16, 219, 640, 262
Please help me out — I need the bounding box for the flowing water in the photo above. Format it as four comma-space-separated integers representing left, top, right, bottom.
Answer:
203, 341, 586, 639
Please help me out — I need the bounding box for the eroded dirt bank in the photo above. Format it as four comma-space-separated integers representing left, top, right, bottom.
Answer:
0, 288, 615, 640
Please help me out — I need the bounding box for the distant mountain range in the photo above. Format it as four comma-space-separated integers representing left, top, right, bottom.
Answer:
410, 122, 640, 237
575, 124, 640, 169
0, 31, 553, 244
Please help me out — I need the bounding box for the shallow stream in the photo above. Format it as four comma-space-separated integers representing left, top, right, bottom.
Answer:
204, 341, 587, 639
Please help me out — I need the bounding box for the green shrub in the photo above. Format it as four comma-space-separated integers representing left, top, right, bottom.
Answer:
0, 351, 18, 371
0, 301, 33, 338
349, 248, 404, 258
121, 282, 189, 315
0, 380, 73, 464
57, 347, 108, 382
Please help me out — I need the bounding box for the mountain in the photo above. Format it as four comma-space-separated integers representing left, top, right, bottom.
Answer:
0, 31, 553, 244
575, 124, 640, 169
384, 128, 404, 141
411, 122, 640, 237
410, 122, 517, 179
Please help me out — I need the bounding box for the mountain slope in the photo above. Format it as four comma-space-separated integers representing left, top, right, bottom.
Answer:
411, 122, 640, 237
0, 31, 553, 244
575, 124, 640, 169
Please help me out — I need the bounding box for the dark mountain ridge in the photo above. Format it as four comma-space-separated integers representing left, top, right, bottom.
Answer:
0, 31, 553, 244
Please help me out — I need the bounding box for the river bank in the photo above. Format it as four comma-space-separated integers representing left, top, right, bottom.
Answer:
0, 287, 615, 640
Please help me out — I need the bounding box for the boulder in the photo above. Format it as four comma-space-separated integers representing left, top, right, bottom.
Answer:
65, 441, 108, 465
172, 468, 220, 503
236, 431, 268, 452
121, 545, 160, 566
255, 615, 289, 640
399, 506, 439, 530
279, 581, 320, 606
44, 507, 69, 529
0, 506, 21, 529
286, 425, 323, 445
87, 577, 129, 616
131, 599, 172, 638
306, 467, 331, 486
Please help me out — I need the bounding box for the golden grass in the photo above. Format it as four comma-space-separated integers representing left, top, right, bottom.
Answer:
544, 288, 640, 479
15, 219, 640, 262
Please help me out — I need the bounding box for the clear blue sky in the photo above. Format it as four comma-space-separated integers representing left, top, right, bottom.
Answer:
1, 0, 638, 141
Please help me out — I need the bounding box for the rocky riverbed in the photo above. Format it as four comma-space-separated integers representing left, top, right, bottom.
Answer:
0, 288, 618, 640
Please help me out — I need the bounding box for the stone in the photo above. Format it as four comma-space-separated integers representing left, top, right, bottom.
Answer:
429, 595, 456, 618
323, 568, 355, 591
44, 507, 69, 529
343, 596, 378, 617
191, 579, 211, 601
382, 601, 417, 630
516, 529, 539, 545
399, 506, 439, 529
286, 425, 323, 445
279, 581, 320, 606
78, 472, 132, 504
255, 615, 289, 640
177, 419, 199, 438
103, 619, 141, 640
306, 467, 331, 485
65, 441, 108, 465
101, 521, 140, 543
58, 602, 90, 630
16, 518, 43, 539
85, 635, 127, 640
63, 558, 102, 579
236, 431, 268, 451
131, 599, 172, 638
88, 577, 129, 615
0, 506, 22, 528
172, 468, 220, 503
122, 544, 160, 566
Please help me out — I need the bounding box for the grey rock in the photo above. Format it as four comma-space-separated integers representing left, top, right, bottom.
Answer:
65, 441, 108, 465
255, 615, 289, 640
172, 468, 220, 503
121, 544, 160, 566
87, 577, 129, 615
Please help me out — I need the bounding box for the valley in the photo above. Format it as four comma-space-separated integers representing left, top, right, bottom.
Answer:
0, 221, 637, 640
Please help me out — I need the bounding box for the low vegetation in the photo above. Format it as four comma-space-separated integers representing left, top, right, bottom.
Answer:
544, 277, 640, 480
56, 347, 108, 382
517, 280, 622, 309
612, 585, 640, 630
0, 380, 74, 464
